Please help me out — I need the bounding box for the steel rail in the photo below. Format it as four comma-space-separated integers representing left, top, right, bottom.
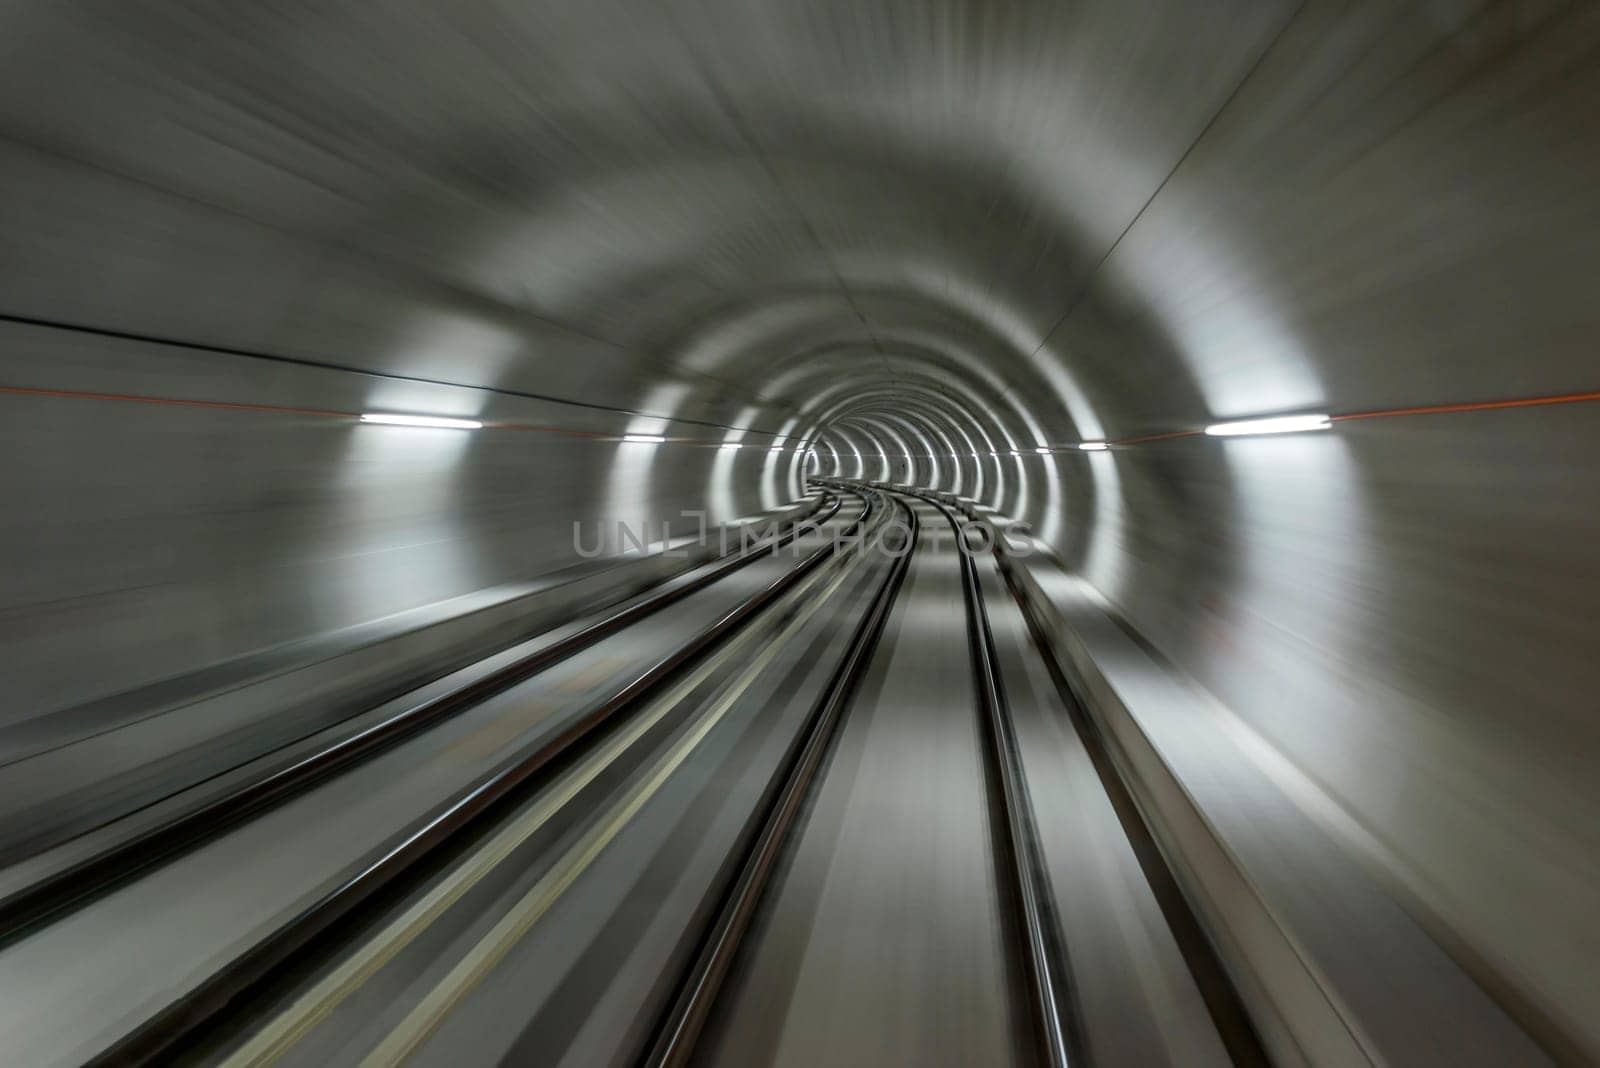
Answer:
907, 483, 1268, 1065
637, 491, 918, 1068
0, 496, 842, 944
74, 491, 877, 1067
56, 492, 876, 1068
991, 526, 1271, 1066
913, 487, 1082, 1068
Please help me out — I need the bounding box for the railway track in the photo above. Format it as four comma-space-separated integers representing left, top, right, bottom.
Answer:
0, 491, 894, 1066
638, 488, 1082, 1067
0, 496, 848, 946
0, 482, 1263, 1067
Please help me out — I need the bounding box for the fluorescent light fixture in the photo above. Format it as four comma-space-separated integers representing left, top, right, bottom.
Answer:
1078, 441, 1108, 451
1204, 413, 1331, 437
1034, 446, 1051, 454
622, 434, 665, 444
719, 442, 742, 450
360, 412, 482, 430
769, 443, 783, 451
1009, 449, 1020, 457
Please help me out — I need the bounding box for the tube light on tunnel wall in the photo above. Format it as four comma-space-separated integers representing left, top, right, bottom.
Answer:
1204, 413, 1331, 437
719, 442, 742, 449
1078, 441, 1108, 451
359, 413, 482, 430
622, 434, 666, 444
1034, 446, 1051, 454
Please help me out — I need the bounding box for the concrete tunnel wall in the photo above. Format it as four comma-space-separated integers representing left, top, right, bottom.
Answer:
1, 0, 1598, 1056
0, 318, 803, 712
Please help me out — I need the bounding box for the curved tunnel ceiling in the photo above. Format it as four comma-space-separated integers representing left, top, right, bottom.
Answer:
0, 0, 1305, 445
7, 2, 1572, 476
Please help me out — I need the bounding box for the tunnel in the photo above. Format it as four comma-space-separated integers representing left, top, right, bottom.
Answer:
1, 2, 1597, 1065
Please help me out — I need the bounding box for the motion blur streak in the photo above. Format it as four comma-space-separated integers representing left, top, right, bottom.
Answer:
1, 2, 1598, 1066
